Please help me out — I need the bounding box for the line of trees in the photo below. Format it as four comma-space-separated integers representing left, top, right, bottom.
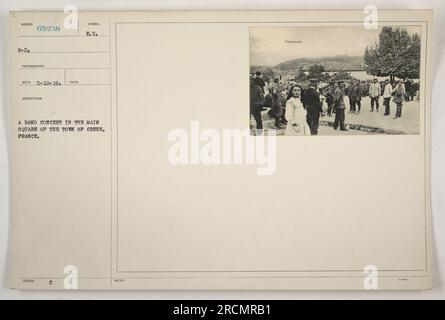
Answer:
294, 65, 352, 82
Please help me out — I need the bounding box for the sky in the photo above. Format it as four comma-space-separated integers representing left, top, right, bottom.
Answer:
249, 25, 421, 66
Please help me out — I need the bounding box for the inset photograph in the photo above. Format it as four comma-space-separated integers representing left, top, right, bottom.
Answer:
249, 26, 422, 135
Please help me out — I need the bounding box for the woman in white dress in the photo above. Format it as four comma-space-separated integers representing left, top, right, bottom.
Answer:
284, 85, 311, 136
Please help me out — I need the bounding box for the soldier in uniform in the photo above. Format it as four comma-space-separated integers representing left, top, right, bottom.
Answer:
369, 78, 382, 112
326, 79, 336, 116
333, 80, 348, 131
355, 79, 364, 114
348, 79, 361, 114
250, 77, 264, 131
253, 71, 266, 93
303, 78, 323, 135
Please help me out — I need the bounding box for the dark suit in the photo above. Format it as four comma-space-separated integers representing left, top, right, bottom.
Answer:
333, 86, 346, 130
250, 81, 264, 129
349, 84, 362, 112
253, 77, 266, 93
326, 85, 335, 116
302, 87, 322, 135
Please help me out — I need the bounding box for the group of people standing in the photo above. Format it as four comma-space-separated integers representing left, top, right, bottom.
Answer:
250, 70, 419, 136
250, 72, 330, 136
341, 77, 417, 118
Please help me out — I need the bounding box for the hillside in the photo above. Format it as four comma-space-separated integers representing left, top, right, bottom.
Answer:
267, 55, 364, 72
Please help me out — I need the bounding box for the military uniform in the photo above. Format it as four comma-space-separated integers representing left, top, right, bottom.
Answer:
333, 86, 347, 131
302, 86, 322, 135
250, 80, 264, 129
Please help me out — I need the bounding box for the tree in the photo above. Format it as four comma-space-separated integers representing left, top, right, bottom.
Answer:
249, 66, 278, 83
331, 71, 352, 81
307, 64, 326, 79
294, 66, 306, 81
259, 67, 275, 83
363, 27, 421, 82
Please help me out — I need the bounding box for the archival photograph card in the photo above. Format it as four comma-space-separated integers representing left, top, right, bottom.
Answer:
8, 10, 432, 290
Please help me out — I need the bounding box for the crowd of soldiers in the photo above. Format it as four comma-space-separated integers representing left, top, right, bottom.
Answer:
250, 70, 420, 135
